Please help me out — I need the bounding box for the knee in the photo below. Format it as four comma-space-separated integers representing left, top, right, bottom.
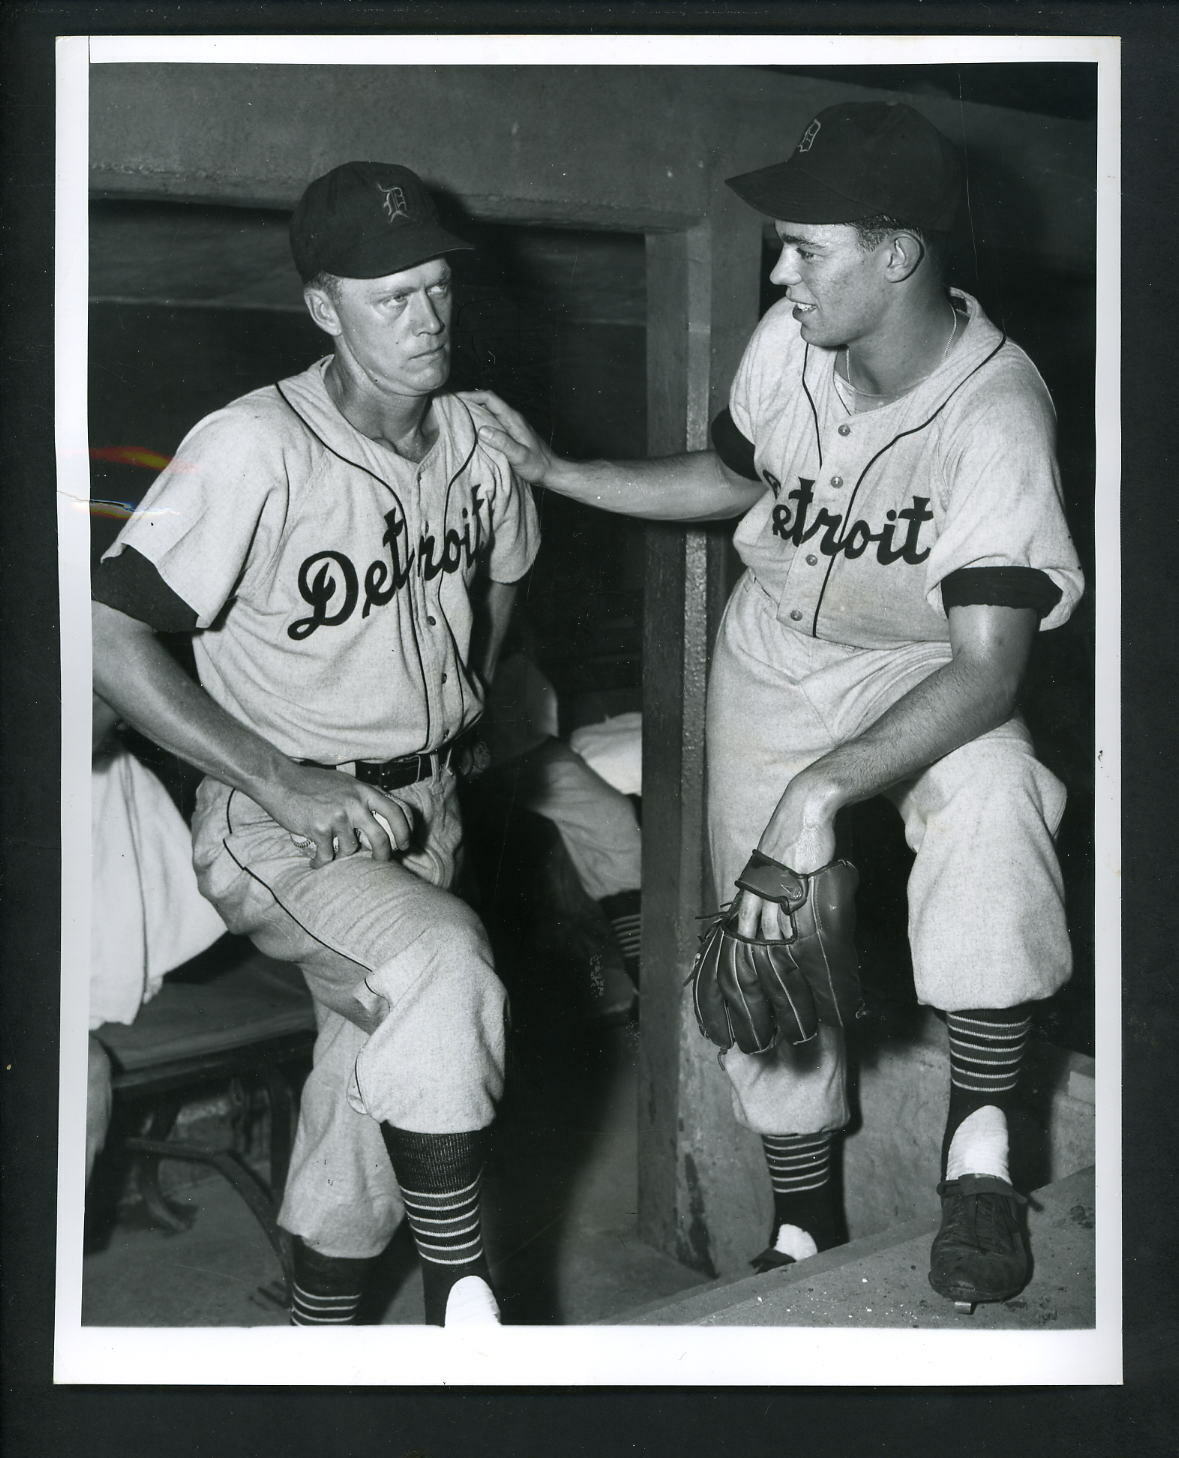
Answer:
423, 897, 496, 976
918, 738, 1066, 839
971, 746, 1066, 834
373, 896, 500, 1010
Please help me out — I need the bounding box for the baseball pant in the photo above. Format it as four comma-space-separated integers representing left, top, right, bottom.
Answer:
191, 771, 507, 1258
706, 574, 1070, 1136
511, 739, 642, 901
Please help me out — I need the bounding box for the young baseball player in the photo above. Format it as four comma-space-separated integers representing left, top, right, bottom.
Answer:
467, 102, 1084, 1310
91, 162, 540, 1326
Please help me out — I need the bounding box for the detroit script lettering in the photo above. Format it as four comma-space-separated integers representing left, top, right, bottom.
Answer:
288, 493, 486, 640
770, 477, 934, 565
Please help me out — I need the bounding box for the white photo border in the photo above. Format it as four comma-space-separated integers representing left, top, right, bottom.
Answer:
54, 30, 1121, 1388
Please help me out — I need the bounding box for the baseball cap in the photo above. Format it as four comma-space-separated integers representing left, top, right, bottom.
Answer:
725, 102, 963, 231
290, 161, 473, 282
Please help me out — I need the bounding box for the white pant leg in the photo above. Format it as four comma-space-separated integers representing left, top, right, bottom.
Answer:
277, 1004, 406, 1258
515, 740, 642, 900
191, 772, 507, 1257
704, 578, 850, 1136
887, 720, 1070, 1011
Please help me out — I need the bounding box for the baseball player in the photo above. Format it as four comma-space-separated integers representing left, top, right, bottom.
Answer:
91, 161, 540, 1326
467, 102, 1084, 1310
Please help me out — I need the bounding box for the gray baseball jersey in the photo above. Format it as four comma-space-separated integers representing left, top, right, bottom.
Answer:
102, 357, 540, 761
717, 289, 1083, 648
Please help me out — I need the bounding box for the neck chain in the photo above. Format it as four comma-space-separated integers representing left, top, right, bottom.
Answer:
843, 301, 960, 402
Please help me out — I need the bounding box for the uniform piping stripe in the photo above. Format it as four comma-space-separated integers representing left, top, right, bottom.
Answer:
276, 380, 407, 503
808, 332, 1009, 638
766, 1174, 829, 1193
951, 1050, 1027, 1067
951, 1028, 1031, 1044
801, 346, 824, 472
220, 789, 378, 976
952, 1010, 1032, 1026
275, 378, 434, 746
399, 1174, 482, 1202
414, 1234, 482, 1255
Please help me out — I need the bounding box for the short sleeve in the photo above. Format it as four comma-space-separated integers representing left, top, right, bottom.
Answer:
923, 356, 1084, 631
485, 458, 541, 585
710, 407, 759, 481
728, 302, 783, 445
101, 400, 292, 629
92, 545, 200, 631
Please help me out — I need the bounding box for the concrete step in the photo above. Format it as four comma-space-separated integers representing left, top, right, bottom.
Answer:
613, 1164, 1096, 1329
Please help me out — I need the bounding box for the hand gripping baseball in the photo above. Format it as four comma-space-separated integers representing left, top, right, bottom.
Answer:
266, 763, 414, 870
690, 850, 863, 1053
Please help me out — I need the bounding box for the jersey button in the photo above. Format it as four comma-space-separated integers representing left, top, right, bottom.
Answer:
830, 474, 844, 487
427, 615, 437, 626
789, 609, 803, 622
837, 424, 851, 436
441, 673, 448, 683
805, 554, 818, 566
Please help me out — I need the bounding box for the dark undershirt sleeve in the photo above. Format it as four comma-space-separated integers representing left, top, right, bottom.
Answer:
940, 565, 1063, 618
709, 407, 760, 483
92, 546, 200, 632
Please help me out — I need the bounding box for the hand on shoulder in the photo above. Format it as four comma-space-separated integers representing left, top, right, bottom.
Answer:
458, 389, 558, 486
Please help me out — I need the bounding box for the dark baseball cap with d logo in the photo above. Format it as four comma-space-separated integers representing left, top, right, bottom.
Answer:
725, 102, 963, 230
290, 161, 474, 283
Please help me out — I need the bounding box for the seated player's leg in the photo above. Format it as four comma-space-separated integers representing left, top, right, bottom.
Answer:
192, 772, 507, 1324
86, 1035, 114, 1185
518, 739, 643, 975
890, 721, 1069, 1304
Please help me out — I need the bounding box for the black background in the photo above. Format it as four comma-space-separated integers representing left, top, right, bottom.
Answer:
3, 3, 1175, 1454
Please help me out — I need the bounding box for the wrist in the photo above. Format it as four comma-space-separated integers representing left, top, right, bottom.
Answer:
794, 765, 847, 819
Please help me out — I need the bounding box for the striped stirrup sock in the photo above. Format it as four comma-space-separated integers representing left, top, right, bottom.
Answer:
600, 890, 642, 983
381, 1125, 497, 1326
289, 1238, 372, 1326
760, 1132, 841, 1258
942, 1006, 1032, 1182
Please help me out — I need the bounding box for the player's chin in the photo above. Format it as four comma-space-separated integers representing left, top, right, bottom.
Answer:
408, 346, 451, 388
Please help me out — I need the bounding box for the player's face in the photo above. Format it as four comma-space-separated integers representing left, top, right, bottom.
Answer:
768, 222, 889, 350
322, 260, 455, 399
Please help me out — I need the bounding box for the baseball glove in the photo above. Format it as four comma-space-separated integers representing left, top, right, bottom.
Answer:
690, 850, 862, 1054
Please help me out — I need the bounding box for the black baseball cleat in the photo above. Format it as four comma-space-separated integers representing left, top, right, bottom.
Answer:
750, 1246, 800, 1273
929, 1173, 1030, 1309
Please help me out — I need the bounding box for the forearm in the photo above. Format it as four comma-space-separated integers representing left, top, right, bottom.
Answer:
801, 652, 1024, 817
465, 388, 762, 520
755, 603, 1037, 876
542, 450, 756, 522
92, 601, 295, 802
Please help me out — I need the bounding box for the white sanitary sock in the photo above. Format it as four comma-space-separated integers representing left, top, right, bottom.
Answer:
945, 1105, 1010, 1183
443, 1275, 502, 1326
772, 1223, 819, 1261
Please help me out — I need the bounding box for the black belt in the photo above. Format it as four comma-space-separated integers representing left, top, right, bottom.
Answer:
301, 728, 479, 793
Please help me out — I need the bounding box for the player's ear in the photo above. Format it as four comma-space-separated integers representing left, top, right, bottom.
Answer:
303, 283, 343, 337
883, 230, 925, 283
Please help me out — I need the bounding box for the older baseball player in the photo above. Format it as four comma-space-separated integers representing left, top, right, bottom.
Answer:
468, 102, 1083, 1309
91, 162, 540, 1326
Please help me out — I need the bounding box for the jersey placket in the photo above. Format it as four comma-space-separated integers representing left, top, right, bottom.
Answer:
405, 459, 450, 749
773, 389, 873, 637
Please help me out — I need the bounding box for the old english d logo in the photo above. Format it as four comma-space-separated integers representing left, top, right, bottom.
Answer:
379, 183, 409, 223
797, 118, 821, 154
